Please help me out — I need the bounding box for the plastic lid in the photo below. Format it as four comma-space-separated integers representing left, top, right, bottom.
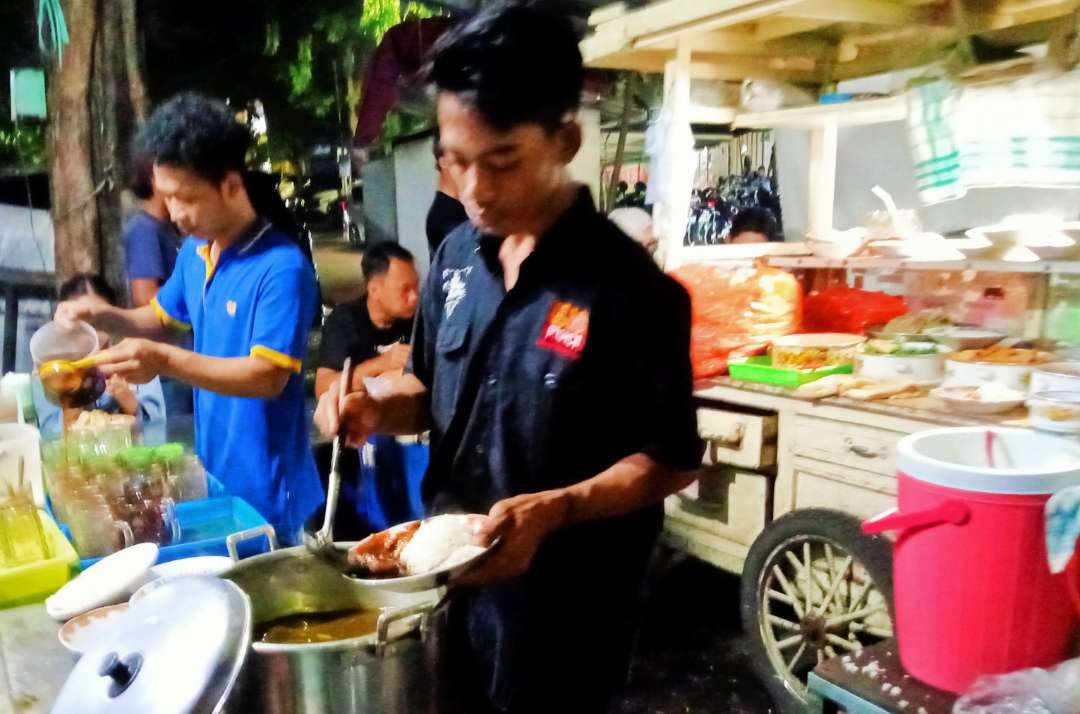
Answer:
45, 543, 159, 621
153, 443, 185, 466
120, 447, 155, 470
51, 577, 251, 714
898, 427, 1080, 495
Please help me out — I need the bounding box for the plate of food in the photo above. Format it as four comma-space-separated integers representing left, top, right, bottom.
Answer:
932, 384, 1027, 414
344, 513, 496, 592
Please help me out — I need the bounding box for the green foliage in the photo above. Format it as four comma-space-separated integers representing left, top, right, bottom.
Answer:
0, 122, 46, 169
262, 1, 439, 135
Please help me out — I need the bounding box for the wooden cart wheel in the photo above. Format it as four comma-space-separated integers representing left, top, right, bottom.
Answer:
740, 509, 895, 713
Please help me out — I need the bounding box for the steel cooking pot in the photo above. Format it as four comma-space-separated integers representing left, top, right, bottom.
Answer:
51, 526, 451, 714
222, 526, 449, 714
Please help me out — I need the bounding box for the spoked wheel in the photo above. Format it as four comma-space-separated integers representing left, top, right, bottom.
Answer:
741, 509, 894, 713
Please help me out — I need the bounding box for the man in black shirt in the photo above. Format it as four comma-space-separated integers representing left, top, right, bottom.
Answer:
425, 135, 469, 256
315, 6, 700, 712
315, 242, 420, 536
316, 242, 418, 395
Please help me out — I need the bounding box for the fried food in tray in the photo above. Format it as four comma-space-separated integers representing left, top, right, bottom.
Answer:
948, 344, 1055, 365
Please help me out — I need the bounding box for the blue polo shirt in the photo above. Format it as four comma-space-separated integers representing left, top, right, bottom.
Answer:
151, 219, 322, 539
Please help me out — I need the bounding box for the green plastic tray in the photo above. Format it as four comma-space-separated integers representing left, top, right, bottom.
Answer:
728, 355, 853, 388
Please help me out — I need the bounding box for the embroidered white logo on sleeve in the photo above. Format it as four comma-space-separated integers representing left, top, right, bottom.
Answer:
442, 267, 472, 318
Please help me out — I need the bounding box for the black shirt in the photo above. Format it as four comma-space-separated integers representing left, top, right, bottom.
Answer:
425, 190, 469, 256
318, 297, 413, 369
411, 187, 701, 709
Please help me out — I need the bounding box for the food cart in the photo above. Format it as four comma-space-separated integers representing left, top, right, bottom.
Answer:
583, 0, 1080, 709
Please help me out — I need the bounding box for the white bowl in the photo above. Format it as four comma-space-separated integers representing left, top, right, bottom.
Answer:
45, 543, 158, 621
925, 326, 1007, 351
932, 386, 1026, 414
149, 555, 233, 580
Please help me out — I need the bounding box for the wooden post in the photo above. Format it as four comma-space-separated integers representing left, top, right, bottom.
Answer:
807, 118, 837, 239
658, 39, 693, 268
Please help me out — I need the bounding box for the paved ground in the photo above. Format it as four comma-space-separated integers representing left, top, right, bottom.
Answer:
311, 233, 364, 306
620, 554, 776, 713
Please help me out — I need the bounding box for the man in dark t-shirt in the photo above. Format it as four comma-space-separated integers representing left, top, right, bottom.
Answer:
316, 241, 420, 536
425, 136, 469, 256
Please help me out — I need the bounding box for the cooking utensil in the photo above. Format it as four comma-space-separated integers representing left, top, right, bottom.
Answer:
304, 358, 351, 565
38, 352, 106, 408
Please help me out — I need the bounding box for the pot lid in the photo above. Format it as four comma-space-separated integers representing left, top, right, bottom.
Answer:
51, 576, 251, 714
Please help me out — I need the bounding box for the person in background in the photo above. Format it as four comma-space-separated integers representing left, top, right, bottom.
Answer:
607, 206, 657, 256
727, 206, 780, 244
426, 133, 469, 256
55, 93, 323, 542
315, 241, 419, 395
124, 152, 194, 419
124, 153, 183, 308
315, 241, 421, 537
33, 274, 165, 440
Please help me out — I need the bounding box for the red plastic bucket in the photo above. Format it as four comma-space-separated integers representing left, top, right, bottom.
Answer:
864, 427, 1080, 693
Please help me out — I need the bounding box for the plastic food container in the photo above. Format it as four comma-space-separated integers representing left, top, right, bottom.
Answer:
770, 333, 865, 371
857, 342, 946, 385
1027, 391, 1080, 433
0, 510, 79, 608
1032, 362, 1080, 394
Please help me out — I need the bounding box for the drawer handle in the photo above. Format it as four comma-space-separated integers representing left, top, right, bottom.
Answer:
844, 438, 886, 460
702, 423, 745, 449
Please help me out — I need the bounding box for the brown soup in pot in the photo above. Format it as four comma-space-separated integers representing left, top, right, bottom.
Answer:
255, 609, 380, 644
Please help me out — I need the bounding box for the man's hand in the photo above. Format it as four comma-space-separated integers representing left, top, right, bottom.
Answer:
314, 379, 382, 447
55, 293, 111, 329
95, 338, 168, 384
382, 343, 411, 372
454, 490, 570, 587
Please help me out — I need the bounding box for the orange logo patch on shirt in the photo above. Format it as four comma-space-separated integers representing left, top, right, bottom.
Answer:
537, 301, 589, 358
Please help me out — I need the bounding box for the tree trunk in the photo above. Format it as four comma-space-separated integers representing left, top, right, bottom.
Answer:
46, 0, 147, 295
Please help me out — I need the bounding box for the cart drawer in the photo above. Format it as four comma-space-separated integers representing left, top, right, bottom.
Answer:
669, 464, 769, 546
790, 456, 897, 521
791, 415, 902, 477
698, 407, 778, 469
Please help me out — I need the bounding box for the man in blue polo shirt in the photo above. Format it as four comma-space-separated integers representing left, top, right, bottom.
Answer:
56, 93, 323, 541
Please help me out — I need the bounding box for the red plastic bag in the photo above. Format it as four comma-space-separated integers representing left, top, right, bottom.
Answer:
670, 262, 802, 379
803, 287, 907, 334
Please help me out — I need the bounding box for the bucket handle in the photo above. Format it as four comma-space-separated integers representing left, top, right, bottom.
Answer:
862, 500, 970, 535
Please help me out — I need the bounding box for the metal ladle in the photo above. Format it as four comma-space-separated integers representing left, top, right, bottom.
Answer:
304, 357, 351, 566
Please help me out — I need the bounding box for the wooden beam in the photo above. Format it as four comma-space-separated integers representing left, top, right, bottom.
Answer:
754, 17, 831, 40
783, 0, 938, 25
633, 0, 809, 48
656, 28, 834, 56
688, 58, 821, 82
586, 48, 672, 73
588, 2, 628, 26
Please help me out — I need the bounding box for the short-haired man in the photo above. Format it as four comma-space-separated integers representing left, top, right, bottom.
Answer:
315, 241, 419, 395
316, 241, 421, 536
315, 5, 701, 711
56, 93, 323, 541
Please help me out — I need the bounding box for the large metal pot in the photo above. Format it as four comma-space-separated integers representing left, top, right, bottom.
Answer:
222, 526, 449, 714
50, 526, 451, 714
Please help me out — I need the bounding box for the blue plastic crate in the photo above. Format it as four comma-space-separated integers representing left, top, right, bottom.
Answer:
75, 496, 270, 569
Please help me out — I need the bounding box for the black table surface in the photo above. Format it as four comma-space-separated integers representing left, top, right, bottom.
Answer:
813, 640, 958, 714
